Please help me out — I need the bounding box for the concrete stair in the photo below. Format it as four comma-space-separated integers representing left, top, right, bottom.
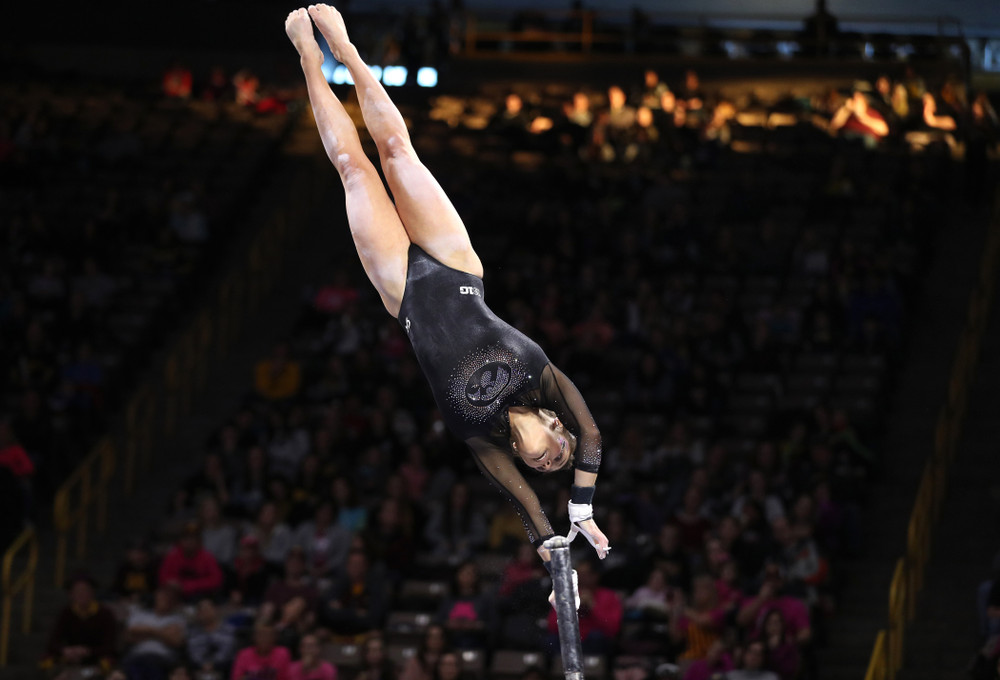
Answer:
897, 302, 1000, 680
816, 205, 989, 680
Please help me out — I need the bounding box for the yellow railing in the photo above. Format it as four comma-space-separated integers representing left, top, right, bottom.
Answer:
865, 216, 1000, 679
52, 438, 115, 588
1, 527, 38, 667
865, 630, 888, 680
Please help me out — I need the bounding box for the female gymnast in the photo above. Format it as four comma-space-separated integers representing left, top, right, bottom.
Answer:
284, 5, 610, 568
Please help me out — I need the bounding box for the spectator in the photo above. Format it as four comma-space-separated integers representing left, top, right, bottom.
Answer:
0, 417, 35, 480
158, 520, 224, 601
436, 561, 496, 649
424, 481, 489, 562
187, 599, 237, 679
548, 559, 623, 654
726, 640, 779, 680
254, 343, 302, 402
200, 494, 238, 566
232, 446, 270, 517
683, 640, 733, 680
233, 70, 261, 107
261, 548, 319, 647
354, 633, 395, 680
673, 486, 715, 553
489, 505, 527, 552
364, 498, 416, 579
186, 456, 231, 511
231, 624, 292, 680
289, 634, 337, 680
122, 584, 187, 680
432, 651, 466, 680
266, 551, 320, 619
41, 573, 117, 676
645, 523, 692, 592
202, 66, 230, 102
268, 410, 311, 482
731, 470, 786, 524
756, 609, 801, 680
670, 573, 727, 663
113, 540, 159, 604
829, 91, 889, 146
162, 63, 193, 99
491, 93, 533, 142
229, 535, 271, 606
400, 624, 449, 680
295, 501, 351, 578
331, 475, 368, 533
498, 543, 546, 598
737, 566, 811, 646
320, 549, 388, 637
246, 501, 294, 566
625, 567, 675, 621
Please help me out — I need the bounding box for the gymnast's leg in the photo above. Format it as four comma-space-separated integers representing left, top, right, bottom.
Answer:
307, 3, 484, 279
286, 8, 410, 317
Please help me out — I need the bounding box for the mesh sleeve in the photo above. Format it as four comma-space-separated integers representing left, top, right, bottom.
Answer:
466, 436, 555, 547
539, 363, 602, 473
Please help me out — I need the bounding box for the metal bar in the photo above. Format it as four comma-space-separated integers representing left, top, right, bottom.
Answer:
543, 536, 584, 680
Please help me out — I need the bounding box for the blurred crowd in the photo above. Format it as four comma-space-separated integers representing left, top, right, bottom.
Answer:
0, 73, 291, 550
38, 60, 995, 680
474, 67, 995, 189
161, 64, 291, 116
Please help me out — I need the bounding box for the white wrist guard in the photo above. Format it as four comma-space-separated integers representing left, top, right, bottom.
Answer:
568, 501, 593, 524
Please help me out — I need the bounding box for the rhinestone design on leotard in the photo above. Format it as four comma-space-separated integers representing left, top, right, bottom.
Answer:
446, 344, 531, 426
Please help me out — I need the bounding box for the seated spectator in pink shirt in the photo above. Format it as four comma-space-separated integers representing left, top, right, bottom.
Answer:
231, 624, 292, 680
289, 634, 336, 680
158, 521, 224, 601
0, 419, 34, 478
498, 543, 546, 598
737, 566, 811, 646
548, 559, 623, 654
753, 609, 801, 680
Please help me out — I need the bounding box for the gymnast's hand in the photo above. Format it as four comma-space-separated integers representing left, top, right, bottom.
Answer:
566, 514, 611, 559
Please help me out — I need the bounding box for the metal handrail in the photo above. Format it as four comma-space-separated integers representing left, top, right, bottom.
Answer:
1, 527, 39, 666
52, 438, 115, 587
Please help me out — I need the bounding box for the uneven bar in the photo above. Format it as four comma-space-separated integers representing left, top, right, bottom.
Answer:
544, 536, 584, 680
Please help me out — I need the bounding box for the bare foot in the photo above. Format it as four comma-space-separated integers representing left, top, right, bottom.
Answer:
285, 8, 323, 66
307, 4, 352, 62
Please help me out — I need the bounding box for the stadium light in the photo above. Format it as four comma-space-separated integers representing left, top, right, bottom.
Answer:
417, 67, 438, 88
382, 66, 408, 87
332, 64, 353, 85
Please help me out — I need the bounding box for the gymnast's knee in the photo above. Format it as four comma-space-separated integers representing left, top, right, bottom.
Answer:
380, 134, 418, 166
333, 151, 366, 186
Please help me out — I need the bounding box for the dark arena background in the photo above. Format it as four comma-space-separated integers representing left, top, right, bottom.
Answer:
2, 2, 1000, 680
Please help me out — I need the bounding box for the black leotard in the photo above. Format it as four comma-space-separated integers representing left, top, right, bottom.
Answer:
398, 245, 602, 546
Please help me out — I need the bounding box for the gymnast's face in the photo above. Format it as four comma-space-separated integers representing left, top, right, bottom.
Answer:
513, 410, 574, 472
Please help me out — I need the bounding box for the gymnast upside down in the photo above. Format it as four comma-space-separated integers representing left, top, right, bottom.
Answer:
285, 5, 611, 572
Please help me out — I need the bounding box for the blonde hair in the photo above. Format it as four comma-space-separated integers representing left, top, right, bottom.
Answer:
509, 407, 576, 471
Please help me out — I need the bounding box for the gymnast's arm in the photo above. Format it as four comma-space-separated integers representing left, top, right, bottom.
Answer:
539, 363, 601, 481
540, 363, 610, 557
465, 437, 556, 560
